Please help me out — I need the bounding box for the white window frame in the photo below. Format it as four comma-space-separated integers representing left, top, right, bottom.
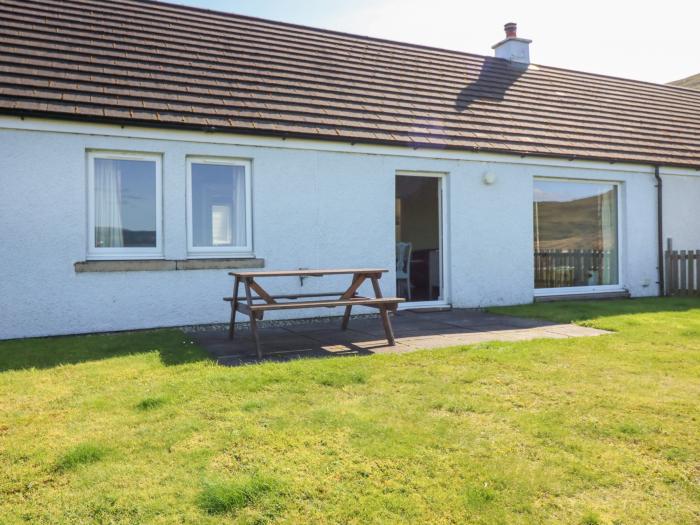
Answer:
186, 157, 253, 258
394, 170, 450, 309
86, 151, 163, 260
533, 176, 624, 297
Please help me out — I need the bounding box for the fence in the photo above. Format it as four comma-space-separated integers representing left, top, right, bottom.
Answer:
665, 240, 700, 296
534, 249, 615, 289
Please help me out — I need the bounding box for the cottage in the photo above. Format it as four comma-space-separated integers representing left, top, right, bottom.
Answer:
1, 0, 699, 339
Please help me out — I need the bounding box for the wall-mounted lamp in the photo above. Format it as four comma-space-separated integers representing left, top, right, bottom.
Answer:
482, 172, 497, 185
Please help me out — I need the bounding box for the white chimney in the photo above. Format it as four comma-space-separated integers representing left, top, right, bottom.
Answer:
492, 22, 531, 64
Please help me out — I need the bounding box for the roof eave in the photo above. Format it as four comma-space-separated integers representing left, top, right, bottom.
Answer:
3, 110, 699, 172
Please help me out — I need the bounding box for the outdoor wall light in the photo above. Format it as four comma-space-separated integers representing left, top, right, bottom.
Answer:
482, 172, 497, 185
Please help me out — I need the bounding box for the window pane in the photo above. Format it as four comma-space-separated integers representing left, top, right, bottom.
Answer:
191, 163, 246, 248
534, 180, 618, 288
94, 158, 157, 248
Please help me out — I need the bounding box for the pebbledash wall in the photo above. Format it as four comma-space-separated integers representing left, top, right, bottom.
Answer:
1, 116, 700, 339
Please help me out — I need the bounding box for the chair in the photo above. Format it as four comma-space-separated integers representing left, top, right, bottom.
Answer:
396, 242, 412, 300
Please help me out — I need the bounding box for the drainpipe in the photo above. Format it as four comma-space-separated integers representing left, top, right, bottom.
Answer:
654, 166, 664, 296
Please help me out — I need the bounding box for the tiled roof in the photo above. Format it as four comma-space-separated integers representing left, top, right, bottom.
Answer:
1, 0, 700, 168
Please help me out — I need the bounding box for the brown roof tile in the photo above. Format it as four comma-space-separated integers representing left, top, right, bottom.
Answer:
1, 0, 699, 168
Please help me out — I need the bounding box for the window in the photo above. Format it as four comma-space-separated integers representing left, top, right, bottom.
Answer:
533, 179, 620, 291
87, 152, 162, 259
187, 158, 252, 257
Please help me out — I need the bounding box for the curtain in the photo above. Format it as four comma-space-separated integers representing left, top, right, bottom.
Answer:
600, 188, 617, 284
94, 159, 123, 248
232, 166, 246, 246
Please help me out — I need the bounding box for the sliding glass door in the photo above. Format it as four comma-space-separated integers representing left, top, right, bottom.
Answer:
533, 179, 620, 292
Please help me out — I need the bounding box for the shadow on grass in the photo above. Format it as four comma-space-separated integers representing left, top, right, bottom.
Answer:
490, 297, 700, 325
0, 329, 211, 372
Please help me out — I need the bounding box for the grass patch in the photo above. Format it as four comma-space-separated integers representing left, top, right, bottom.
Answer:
1, 297, 700, 523
580, 511, 601, 525
464, 484, 496, 508
316, 368, 368, 387
240, 400, 265, 412
135, 396, 166, 410
197, 474, 280, 515
56, 443, 108, 471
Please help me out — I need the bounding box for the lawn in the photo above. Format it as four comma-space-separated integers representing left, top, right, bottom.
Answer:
1, 298, 699, 524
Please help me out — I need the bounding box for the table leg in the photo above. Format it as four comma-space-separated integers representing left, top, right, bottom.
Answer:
340, 272, 360, 330
341, 305, 352, 330
371, 276, 396, 346
228, 276, 240, 340
244, 278, 263, 359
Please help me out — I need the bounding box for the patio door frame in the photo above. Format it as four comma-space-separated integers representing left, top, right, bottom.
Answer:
532, 176, 625, 297
395, 170, 450, 309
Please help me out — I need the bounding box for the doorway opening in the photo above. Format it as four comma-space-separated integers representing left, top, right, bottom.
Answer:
395, 174, 444, 304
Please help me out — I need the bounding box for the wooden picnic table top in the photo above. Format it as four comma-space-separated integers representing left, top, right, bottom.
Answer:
226, 267, 398, 358
229, 268, 389, 278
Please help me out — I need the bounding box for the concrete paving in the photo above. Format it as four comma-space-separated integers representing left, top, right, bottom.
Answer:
192, 309, 610, 366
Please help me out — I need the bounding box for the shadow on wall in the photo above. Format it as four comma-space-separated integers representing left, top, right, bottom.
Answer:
0, 329, 211, 372
454, 57, 528, 112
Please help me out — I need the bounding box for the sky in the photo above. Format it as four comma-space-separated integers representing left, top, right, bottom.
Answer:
167, 0, 699, 85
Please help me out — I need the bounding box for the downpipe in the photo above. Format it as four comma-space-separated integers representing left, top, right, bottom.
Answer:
654, 166, 664, 297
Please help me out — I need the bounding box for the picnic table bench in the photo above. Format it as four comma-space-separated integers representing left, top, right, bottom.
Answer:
224, 268, 404, 358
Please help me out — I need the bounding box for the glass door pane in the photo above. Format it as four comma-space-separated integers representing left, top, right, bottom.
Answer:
534, 179, 619, 289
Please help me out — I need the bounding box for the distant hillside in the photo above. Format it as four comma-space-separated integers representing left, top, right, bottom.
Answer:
534, 194, 612, 250
669, 74, 700, 90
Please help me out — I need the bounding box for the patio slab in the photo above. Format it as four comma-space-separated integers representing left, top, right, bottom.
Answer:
192, 309, 610, 365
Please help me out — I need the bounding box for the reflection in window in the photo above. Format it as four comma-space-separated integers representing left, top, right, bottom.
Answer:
191, 163, 246, 248
94, 158, 157, 248
211, 205, 232, 246
534, 180, 618, 289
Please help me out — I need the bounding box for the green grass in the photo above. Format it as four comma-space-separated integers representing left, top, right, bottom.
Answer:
55, 443, 109, 471
197, 474, 281, 515
1, 298, 699, 524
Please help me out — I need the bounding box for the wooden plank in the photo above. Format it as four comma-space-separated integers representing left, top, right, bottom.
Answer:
341, 273, 358, 330
672, 252, 679, 295
666, 239, 673, 296
235, 302, 256, 317
247, 278, 277, 304
247, 297, 404, 312
340, 273, 367, 300
680, 250, 688, 295
696, 251, 700, 296
229, 268, 389, 278
688, 250, 695, 295
244, 279, 262, 359
370, 275, 396, 346
228, 275, 240, 340
225, 291, 351, 302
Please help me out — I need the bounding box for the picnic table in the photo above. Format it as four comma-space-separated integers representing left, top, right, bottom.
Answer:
225, 269, 404, 358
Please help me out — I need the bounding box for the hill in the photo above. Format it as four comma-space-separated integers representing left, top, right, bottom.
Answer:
669, 74, 700, 89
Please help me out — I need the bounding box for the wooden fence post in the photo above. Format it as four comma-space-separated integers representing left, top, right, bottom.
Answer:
680, 250, 688, 296
664, 237, 673, 296
688, 250, 695, 295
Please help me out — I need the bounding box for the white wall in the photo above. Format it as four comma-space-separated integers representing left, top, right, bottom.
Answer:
1, 117, 694, 339
663, 174, 700, 250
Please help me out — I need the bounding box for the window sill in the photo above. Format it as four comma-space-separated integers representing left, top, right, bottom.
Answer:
534, 289, 630, 302
74, 258, 264, 273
